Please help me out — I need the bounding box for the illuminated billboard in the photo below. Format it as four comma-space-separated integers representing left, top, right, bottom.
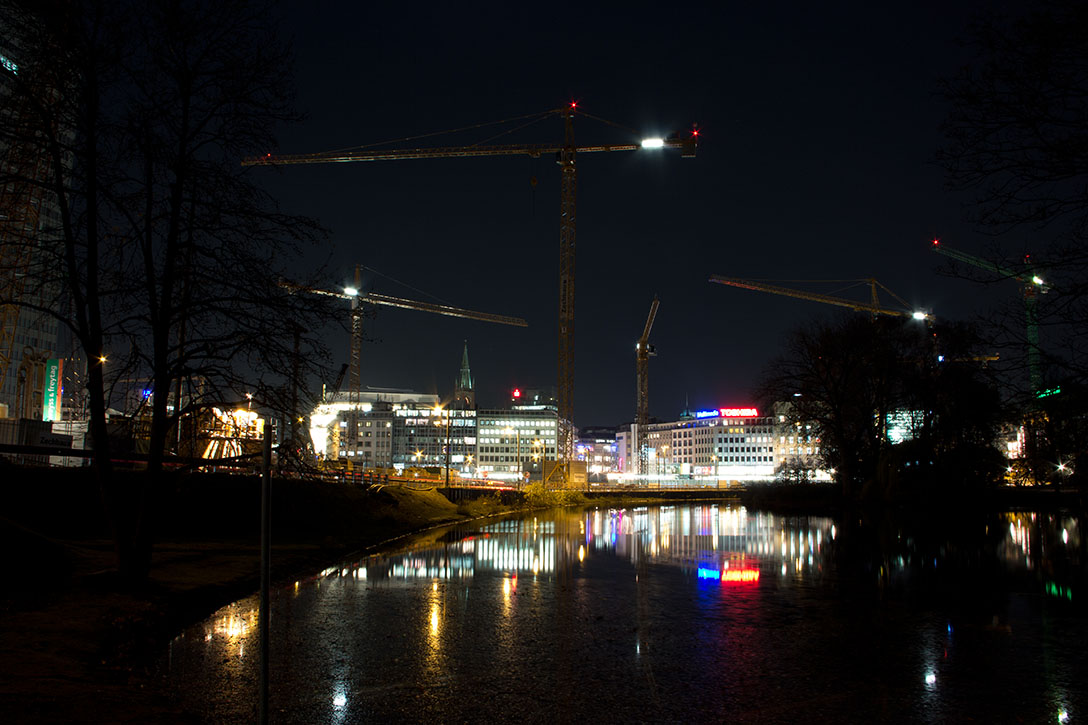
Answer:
42, 358, 63, 422
695, 407, 760, 419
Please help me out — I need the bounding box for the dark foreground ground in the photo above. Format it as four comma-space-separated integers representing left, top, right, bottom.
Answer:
0, 468, 512, 723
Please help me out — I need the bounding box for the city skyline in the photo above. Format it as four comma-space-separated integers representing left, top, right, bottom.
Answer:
259, 3, 1012, 426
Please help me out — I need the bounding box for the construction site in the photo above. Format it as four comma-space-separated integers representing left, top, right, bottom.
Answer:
1, 91, 1077, 492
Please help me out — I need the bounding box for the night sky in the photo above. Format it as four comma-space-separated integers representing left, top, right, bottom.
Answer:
261, 1, 1010, 427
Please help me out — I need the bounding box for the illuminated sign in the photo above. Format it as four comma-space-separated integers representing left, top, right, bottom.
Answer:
697, 566, 760, 583
0, 53, 17, 75
695, 407, 760, 419
42, 358, 63, 422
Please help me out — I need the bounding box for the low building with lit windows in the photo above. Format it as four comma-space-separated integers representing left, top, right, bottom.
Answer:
618, 406, 777, 484
576, 426, 619, 481
309, 388, 476, 474
476, 405, 560, 482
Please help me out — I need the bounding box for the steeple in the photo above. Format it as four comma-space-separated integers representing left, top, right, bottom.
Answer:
453, 340, 475, 409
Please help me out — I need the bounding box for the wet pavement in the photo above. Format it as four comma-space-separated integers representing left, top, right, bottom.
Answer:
162, 504, 1087, 723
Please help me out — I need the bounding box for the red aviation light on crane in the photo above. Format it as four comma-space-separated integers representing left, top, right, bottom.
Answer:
512, 388, 522, 400
932, 238, 940, 247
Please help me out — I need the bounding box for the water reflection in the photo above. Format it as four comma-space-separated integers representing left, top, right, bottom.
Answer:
164, 504, 1087, 723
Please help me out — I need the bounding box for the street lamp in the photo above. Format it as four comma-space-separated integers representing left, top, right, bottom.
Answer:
435, 405, 451, 492
503, 426, 521, 489
532, 438, 545, 481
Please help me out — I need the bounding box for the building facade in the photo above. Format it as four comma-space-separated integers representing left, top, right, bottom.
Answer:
619, 406, 778, 483
0, 13, 63, 419
476, 405, 559, 482
575, 426, 619, 480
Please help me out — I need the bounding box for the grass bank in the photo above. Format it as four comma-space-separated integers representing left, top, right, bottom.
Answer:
0, 468, 516, 723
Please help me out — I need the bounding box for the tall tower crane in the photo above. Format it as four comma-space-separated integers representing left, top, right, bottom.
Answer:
245, 105, 696, 482
931, 239, 1048, 394
709, 276, 930, 320
284, 265, 526, 456
289, 264, 526, 400
635, 296, 659, 475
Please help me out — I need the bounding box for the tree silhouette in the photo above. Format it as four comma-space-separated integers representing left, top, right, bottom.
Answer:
937, 0, 1088, 397
1, 0, 340, 579
760, 315, 1004, 499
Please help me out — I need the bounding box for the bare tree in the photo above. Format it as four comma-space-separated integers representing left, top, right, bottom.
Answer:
759, 315, 1004, 499
1, 0, 341, 579
937, 0, 1088, 395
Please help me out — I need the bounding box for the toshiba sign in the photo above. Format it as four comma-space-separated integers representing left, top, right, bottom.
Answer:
719, 407, 759, 417
695, 407, 760, 419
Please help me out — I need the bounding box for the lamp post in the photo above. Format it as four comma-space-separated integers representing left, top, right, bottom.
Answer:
504, 426, 521, 489
532, 438, 545, 481
436, 405, 451, 492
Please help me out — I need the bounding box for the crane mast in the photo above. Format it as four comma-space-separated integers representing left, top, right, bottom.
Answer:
283, 269, 527, 458
931, 239, 1047, 394
635, 296, 659, 476
556, 108, 577, 473
246, 106, 696, 483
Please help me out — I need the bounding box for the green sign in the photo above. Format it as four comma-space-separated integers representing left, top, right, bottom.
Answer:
1036, 386, 1062, 399
42, 358, 63, 422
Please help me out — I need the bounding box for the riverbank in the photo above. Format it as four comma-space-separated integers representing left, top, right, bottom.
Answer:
0, 470, 513, 723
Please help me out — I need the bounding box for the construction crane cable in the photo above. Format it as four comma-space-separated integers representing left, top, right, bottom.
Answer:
573, 109, 639, 137
305, 110, 557, 157
359, 265, 455, 306
471, 113, 554, 147
741, 278, 913, 306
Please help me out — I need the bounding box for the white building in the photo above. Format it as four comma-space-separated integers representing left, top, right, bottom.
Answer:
310, 388, 475, 473
476, 405, 560, 482
618, 406, 777, 484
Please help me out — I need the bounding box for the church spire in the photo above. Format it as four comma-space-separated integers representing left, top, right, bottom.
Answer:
453, 340, 475, 409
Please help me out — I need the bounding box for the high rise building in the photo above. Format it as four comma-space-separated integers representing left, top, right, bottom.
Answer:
0, 9, 64, 420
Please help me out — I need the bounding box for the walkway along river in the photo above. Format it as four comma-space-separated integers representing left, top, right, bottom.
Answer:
161, 503, 1086, 722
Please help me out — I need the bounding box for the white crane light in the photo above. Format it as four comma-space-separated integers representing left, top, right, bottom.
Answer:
344, 286, 359, 297
912, 311, 928, 320
641, 138, 665, 149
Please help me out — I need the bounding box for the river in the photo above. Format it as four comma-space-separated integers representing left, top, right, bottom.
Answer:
162, 503, 1085, 723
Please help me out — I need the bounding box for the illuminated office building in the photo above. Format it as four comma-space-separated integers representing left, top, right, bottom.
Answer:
575, 427, 618, 480
618, 406, 777, 483
0, 15, 63, 419
476, 406, 559, 481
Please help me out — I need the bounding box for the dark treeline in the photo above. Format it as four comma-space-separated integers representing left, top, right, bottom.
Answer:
0, 0, 341, 580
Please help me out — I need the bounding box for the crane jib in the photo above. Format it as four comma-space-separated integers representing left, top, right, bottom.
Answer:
241, 140, 697, 166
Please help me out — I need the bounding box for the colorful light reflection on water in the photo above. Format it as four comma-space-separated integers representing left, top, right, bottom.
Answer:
164, 504, 1086, 723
